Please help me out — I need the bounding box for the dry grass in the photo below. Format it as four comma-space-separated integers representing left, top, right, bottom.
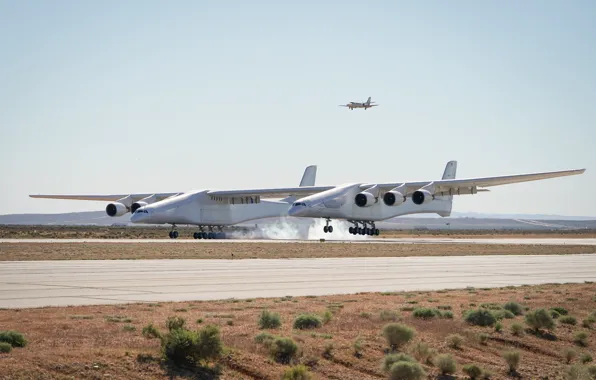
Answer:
0, 241, 594, 261
1, 283, 595, 379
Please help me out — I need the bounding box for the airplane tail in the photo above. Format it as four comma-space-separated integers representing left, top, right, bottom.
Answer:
434, 160, 457, 216
366, 96, 371, 105
280, 165, 317, 203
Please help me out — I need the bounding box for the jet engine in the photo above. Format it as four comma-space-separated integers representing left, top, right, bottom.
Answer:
131, 195, 157, 213
106, 202, 129, 217
383, 190, 406, 206
412, 189, 433, 205
354, 192, 376, 207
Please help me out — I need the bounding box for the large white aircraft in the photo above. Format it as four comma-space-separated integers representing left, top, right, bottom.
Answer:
339, 96, 378, 110
30, 161, 585, 239
286, 161, 585, 236
30, 165, 320, 239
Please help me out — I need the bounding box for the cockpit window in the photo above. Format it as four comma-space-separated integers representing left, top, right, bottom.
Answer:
136, 209, 149, 214
293, 202, 306, 207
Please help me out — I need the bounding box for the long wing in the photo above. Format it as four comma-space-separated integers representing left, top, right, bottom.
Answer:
365, 168, 585, 195
29, 193, 179, 202
207, 186, 335, 199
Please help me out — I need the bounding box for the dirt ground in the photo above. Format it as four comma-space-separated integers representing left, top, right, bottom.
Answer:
1, 283, 595, 379
0, 242, 594, 261
1, 225, 596, 240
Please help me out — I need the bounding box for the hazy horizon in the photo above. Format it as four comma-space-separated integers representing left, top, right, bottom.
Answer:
1, 1, 594, 217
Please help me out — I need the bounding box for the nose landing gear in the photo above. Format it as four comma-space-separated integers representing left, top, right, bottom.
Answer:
323, 218, 334, 233
169, 225, 179, 239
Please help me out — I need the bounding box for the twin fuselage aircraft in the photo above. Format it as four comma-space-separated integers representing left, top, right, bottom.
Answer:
30, 162, 586, 239
339, 96, 378, 110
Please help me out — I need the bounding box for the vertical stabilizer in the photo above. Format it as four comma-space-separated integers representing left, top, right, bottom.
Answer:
366, 97, 371, 105
442, 160, 457, 180
299, 165, 317, 187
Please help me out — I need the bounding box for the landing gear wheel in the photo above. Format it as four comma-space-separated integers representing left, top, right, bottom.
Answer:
207, 232, 214, 239
169, 231, 174, 239
374, 229, 380, 236
193, 232, 200, 239
172, 231, 179, 239
201, 232, 208, 239
323, 226, 329, 233
349, 227, 354, 234
328, 226, 333, 233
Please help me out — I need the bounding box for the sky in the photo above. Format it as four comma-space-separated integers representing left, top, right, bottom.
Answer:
1, 0, 595, 217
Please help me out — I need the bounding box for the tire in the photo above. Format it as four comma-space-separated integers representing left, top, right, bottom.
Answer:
323, 226, 328, 233
169, 231, 173, 239
172, 231, 179, 239
375, 229, 380, 236
328, 226, 333, 233
202, 232, 208, 239
193, 232, 199, 239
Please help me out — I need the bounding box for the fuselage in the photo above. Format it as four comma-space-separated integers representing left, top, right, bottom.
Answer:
130, 190, 291, 225
288, 184, 452, 221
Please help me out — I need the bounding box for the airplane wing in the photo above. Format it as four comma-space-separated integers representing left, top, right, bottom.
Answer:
207, 186, 335, 199
365, 168, 585, 195
29, 193, 180, 202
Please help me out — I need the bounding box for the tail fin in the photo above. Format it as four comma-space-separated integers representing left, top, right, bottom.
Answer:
366, 96, 371, 105
435, 160, 457, 217
299, 165, 317, 187
442, 160, 457, 179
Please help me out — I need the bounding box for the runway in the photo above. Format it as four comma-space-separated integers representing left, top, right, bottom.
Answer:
1, 237, 596, 245
2, 254, 595, 308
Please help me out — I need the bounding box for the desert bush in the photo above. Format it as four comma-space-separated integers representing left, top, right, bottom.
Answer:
255, 332, 276, 347
322, 342, 334, 359
465, 309, 496, 327
581, 353, 593, 363
480, 303, 502, 310
161, 324, 222, 367
382, 323, 415, 351
582, 318, 594, 329
511, 323, 524, 336
573, 331, 589, 347
503, 301, 523, 316
560, 316, 578, 325
412, 308, 440, 319
270, 337, 298, 364
282, 365, 311, 380
478, 332, 489, 345
353, 337, 363, 357
0, 342, 12, 353
360, 312, 372, 319
410, 341, 431, 362
0, 330, 27, 348
142, 324, 161, 339
382, 353, 415, 371
322, 310, 333, 324
463, 364, 483, 379
442, 311, 454, 319
525, 309, 555, 332
495, 322, 503, 332
380, 310, 400, 321
446, 334, 464, 349
438, 305, 452, 310
293, 314, 322, 330
136, 353, 155, 363
551, 306, 568, 315
388, 361, 426, 380
503, 350, 520, 373
565, 364, 592, 380
492, 310, 515, 320
589, 365, 596, 377
434, 354, 457, 374
258, 310, 281, 329
123, 324, 136, 332
564, 347, 577, 364
550, 309, 562, 319
166, 316, 186, 331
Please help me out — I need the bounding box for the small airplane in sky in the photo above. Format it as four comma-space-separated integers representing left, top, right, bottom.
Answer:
339, 96, 378, 110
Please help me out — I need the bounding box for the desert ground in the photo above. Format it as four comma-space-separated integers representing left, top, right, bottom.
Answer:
1, 225, 596, 240
1, 283, 595, 379
0, 241, 594, 261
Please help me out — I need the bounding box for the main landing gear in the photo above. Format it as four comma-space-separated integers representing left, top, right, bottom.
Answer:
320, 219, 380, 236
323, 218, 334, 234
348, 220, 380, 236
167, 225, 227, 239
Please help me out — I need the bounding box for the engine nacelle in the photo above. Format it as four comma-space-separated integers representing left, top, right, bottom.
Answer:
383, 191, 406, 206
412, 189, 433, 205
354, 192, 376, 207
131, 201, 148, 214
106, 202, 129, 217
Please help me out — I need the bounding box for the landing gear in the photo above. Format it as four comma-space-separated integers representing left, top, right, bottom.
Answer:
192, 225, 226, 240
169, 225, 179, 239
348, 220, 380, 236
323, 218, 333, 233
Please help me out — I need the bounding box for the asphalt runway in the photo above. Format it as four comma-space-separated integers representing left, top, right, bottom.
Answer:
1, 254, 595, 308
1, 238, 596, 245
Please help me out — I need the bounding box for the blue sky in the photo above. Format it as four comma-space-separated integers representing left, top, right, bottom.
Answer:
1, 0, 594, 216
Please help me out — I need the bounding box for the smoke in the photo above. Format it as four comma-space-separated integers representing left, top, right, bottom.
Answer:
229, 218, 371, 241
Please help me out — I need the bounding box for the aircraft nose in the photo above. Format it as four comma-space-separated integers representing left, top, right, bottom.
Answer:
288, 202, 307, 217
131, 207, 150, 223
